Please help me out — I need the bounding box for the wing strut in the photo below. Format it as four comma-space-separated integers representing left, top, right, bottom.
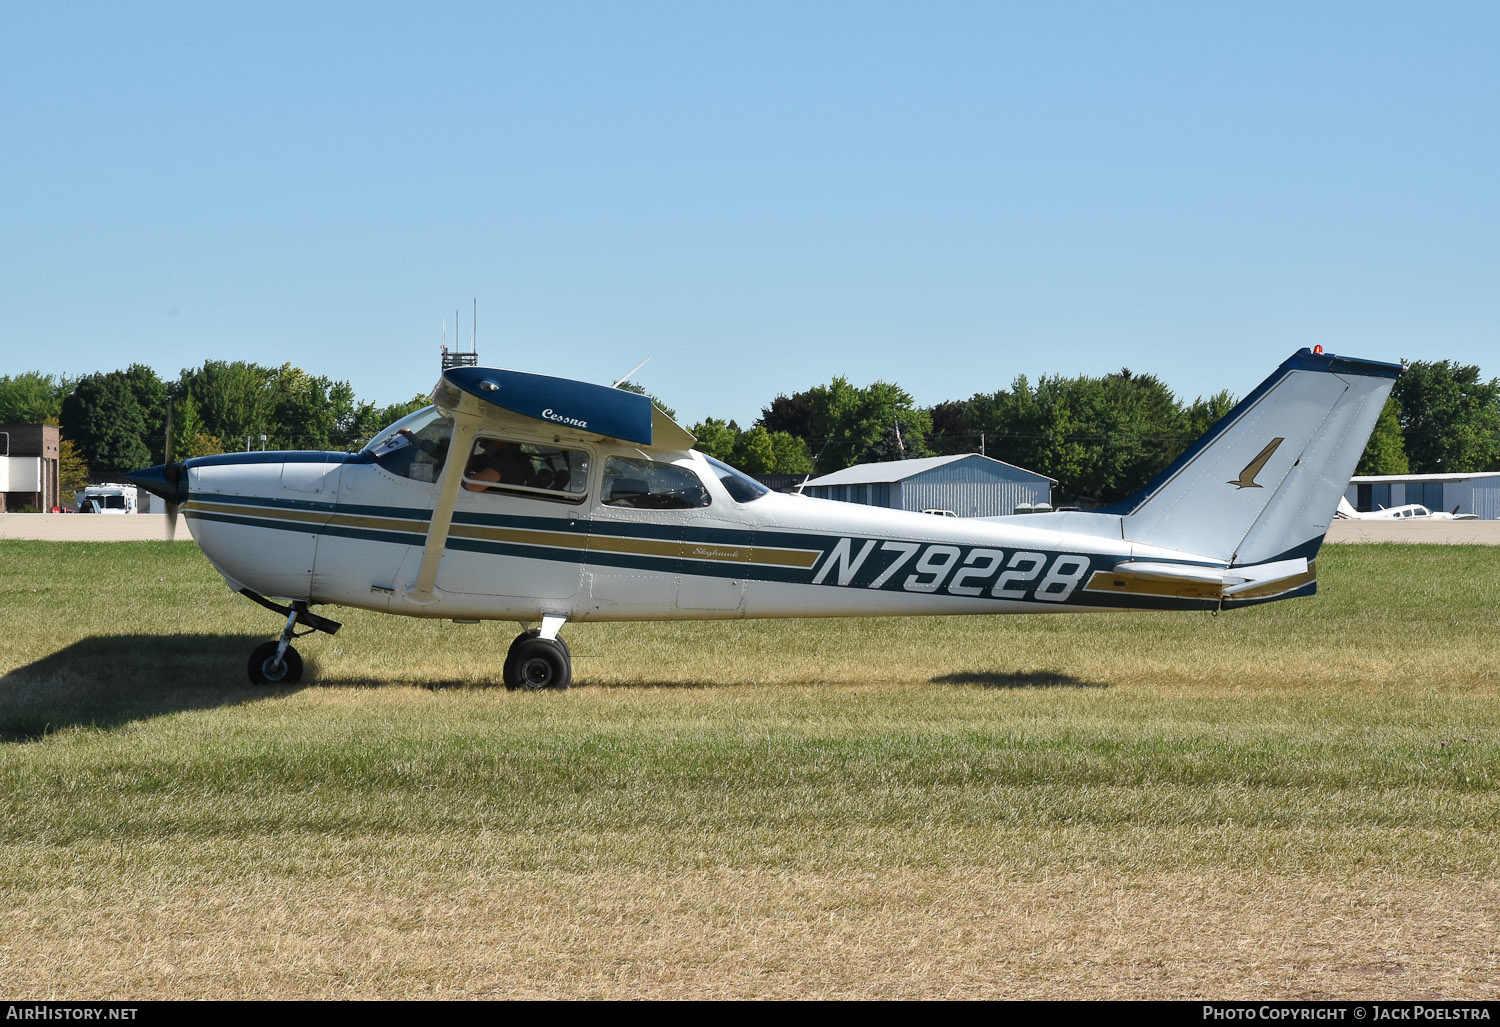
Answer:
405, 417, 480, 604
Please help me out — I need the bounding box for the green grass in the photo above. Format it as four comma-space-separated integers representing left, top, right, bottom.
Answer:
1, 540, 1499, 998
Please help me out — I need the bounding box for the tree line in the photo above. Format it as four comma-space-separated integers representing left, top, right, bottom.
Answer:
2, 357, 1496, 507
0, 363, 425, 494
689, 358, 1500, 505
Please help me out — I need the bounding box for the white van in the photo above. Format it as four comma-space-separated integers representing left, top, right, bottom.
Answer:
76, 484, 138, 514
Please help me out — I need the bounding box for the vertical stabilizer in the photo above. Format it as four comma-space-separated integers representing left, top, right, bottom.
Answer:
1112, 350, 1400, 565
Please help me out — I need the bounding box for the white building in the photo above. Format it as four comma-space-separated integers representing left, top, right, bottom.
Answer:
800, 453, 1056, 517
1346, 472, 1500, 520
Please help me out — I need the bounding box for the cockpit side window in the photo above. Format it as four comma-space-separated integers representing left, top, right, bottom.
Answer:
602, 456, 711, 509
366, 407, 454, 483
462, 436, 589, 501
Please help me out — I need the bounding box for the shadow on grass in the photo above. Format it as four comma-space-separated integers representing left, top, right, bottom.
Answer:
0, 634, 306, 742
932, 670, 1108, 690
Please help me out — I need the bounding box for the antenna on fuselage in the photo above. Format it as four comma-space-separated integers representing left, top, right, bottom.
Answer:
612, 356, 651, 389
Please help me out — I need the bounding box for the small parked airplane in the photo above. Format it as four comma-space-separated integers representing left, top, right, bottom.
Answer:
127, 347, 1399, 690
1335, 496, 1478, 521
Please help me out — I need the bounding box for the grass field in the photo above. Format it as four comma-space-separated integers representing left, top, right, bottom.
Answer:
1, 540, 1498, 999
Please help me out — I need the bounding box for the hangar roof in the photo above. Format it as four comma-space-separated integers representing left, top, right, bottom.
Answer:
803, 453, 1056, 488
1351, 471, 1500, 483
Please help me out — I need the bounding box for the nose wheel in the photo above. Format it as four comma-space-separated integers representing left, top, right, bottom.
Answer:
249, 640, 303, 685
504, 628, 572, 691
238, 590, 342, 687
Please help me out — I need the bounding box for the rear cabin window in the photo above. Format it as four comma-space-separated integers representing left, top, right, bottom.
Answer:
462, 436, 589, 500
602, 456, 711, 509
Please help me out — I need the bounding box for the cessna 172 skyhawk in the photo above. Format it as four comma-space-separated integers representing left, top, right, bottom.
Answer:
126, 347, 1400, 690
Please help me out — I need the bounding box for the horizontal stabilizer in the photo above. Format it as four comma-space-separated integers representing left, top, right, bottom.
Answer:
1095, 557, 1313, 603
1220, 557, 1310, 596
1108, 561, 1227, 585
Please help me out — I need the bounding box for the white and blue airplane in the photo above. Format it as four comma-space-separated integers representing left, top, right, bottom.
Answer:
1335, 496, 1478, 521
127, 348, 1400, 690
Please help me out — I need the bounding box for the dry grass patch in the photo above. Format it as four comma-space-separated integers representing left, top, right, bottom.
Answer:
2, 864, 1496, 999
2, 540, 1499, 998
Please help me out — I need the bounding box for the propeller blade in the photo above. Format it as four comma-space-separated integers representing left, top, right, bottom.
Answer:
164, 460, 182, 541
164, 402, 177, 540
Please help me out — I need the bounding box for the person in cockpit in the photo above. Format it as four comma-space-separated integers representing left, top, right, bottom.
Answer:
463, 438, 529, 492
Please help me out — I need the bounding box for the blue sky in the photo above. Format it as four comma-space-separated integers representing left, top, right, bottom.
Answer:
3, 1, 1497, 429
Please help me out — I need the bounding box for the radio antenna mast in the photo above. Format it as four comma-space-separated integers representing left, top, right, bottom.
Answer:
612, 356, 651, 389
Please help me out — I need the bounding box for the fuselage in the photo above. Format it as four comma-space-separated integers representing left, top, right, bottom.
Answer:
179, 431, 1250, 625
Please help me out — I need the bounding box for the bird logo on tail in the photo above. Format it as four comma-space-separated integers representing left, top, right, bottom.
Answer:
1228, 437, 1284, 489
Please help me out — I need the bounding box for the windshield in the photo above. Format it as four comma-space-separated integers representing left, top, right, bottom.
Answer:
703, 455, 769, 502
364, 406, 454, 483
364, 406, 442, 454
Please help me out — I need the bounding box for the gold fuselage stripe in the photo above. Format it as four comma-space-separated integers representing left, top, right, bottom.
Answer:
1083, 569, 1223, 600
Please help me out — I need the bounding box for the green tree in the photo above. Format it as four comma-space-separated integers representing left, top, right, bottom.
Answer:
938, 369, 1216, 504
347, 393, 431, 450
1063, 370, 1186, 502
800, 378, 933, 473
758, 391, 817, 441
926, 399, 976, 456
689, 417, 741, 463
1181, 390, 1235, 440
729, 426, 812, 475
0, 371, 71, 423
170, 395, 226, 459
119, 364, 170, 463
759, 429, 814, 475
1391, 360, 1500, 473
266, 363, 347, 450
687, 418, 815, 474
57, 435, 91, 498
59, 373, 150, 473
1005, 374, 1089, 498
175, 361, 274, 450
1356, 396, 1410, 475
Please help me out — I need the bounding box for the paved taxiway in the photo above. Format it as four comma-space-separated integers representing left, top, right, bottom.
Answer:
1, 513, 187, 541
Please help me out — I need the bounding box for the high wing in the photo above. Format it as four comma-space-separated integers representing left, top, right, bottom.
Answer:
404, 367, 696, 602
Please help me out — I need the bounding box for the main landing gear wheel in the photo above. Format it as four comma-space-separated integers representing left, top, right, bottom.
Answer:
504, 630, 572, 691
248, 640, 303, 686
